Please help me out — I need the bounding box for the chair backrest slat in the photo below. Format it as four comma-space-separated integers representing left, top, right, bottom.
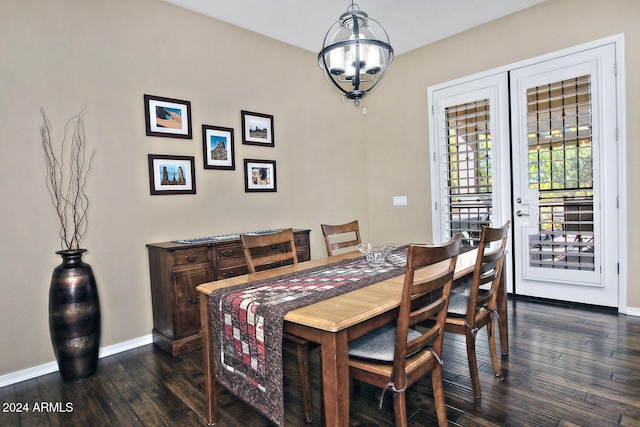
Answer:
321, 220, 361, 256
241, 228, 298, 273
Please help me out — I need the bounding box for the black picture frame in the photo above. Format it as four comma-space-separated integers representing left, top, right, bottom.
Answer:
148, 154, 196, 195
244, 159, 277, 192
241, 110, 274, 147
202, 125, 235, 170
144, 94, 192, 139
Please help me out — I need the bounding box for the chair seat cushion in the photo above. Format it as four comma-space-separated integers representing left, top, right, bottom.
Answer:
348, 323, 422, 362
447, 292, 469, 316
448, 290, 491, 317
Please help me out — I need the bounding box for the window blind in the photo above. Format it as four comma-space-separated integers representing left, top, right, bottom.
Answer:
444, 99, 493, 247
526, 75, 595, 271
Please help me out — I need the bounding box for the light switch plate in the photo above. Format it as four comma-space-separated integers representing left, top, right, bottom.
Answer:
393, 196, 407, 206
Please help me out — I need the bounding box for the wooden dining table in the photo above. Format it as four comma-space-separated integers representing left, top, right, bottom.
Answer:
197, 247, 508, 426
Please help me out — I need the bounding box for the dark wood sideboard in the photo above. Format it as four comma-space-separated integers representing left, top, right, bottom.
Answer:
147, 229, 311, 357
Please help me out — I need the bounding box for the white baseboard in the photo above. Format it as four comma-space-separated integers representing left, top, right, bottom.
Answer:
0, 334, 153, 388
97, 334, 153, 358
624, 306, 640, 317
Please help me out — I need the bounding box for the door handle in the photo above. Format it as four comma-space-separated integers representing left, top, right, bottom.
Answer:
516, 210, 529, 217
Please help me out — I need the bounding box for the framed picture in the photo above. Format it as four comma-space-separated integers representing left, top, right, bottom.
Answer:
144, 94, 192, 139
241, 110, 274, 147
244, 159, 277, 192
202, 125, 235, 170
148, 154, 196, 195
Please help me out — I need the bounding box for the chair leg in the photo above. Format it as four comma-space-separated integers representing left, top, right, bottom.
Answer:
487, 318, 501, 377
320, 369, 325, 427
392, 390, 408, 427
431, 364, 449, 427
465, 329, 482, 399
294, 341, 313, 423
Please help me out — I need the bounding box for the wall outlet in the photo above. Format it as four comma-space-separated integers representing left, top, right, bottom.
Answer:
393, 196, 407, 206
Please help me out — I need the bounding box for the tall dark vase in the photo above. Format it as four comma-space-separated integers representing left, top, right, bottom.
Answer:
49, 249, 101, 381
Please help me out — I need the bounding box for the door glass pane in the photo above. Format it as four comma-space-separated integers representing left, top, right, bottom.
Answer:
444, 99, 492, 248
527, 75, 595, 271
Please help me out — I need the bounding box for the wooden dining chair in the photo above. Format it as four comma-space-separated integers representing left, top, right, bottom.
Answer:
444, 221, 510, 399
241, 228, 299, 273
321, 220, 361, 256
347, 234, 462, 427
239, 228, 313, 422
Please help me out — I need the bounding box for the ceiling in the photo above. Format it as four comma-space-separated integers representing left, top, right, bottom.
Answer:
162, 0, 547, 56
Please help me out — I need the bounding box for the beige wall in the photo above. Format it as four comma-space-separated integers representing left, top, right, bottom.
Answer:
1, 0, 638, 377
0, 0, 370, 376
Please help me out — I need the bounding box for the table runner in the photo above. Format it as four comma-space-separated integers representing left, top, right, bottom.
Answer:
208, 247, 408, 426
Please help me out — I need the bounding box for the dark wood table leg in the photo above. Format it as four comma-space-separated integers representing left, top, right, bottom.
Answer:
321, 330, 350, 427
200, 296, 218, 425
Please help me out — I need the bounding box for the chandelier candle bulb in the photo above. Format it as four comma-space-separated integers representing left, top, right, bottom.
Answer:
366, 45, 381, 73
329, 48, 346, 74
345, 49, 356, 78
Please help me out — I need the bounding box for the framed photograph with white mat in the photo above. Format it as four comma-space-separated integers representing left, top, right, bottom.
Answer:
144, 94, 192, 139
148, 154, 196, 195
202, 124, 235, 170
241, 110, 274, 147
244, 159, 276, 192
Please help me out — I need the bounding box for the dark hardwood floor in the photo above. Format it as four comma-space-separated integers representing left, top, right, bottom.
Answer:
2, 297, 640, 426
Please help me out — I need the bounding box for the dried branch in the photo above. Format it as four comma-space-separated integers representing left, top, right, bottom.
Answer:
40, 108, 95, 251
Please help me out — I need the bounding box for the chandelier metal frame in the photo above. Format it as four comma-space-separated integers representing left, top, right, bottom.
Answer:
318, 2, 394, 106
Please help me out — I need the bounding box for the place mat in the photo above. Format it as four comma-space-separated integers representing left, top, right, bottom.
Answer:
208, 247, 408, 426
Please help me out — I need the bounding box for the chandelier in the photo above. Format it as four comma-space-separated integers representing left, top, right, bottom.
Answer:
318, 1, 394, 106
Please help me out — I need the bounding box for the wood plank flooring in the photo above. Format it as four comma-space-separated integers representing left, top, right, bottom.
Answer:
2, 297, 640, 426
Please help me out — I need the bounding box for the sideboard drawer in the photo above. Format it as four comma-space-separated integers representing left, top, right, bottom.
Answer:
215, 243, 248, 279
172, 247, 211, 267
217, 265, 249, 280
215, 243, 245, 267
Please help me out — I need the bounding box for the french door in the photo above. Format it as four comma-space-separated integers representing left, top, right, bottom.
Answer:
429, 73, 513, 291
430, 40, 621, 307
510, 45, 619, 307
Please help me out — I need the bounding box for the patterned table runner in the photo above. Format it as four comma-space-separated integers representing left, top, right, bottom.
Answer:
208, 247, 408, 426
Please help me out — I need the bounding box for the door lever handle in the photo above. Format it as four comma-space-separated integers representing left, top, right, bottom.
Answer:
516, 210, 529, 217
